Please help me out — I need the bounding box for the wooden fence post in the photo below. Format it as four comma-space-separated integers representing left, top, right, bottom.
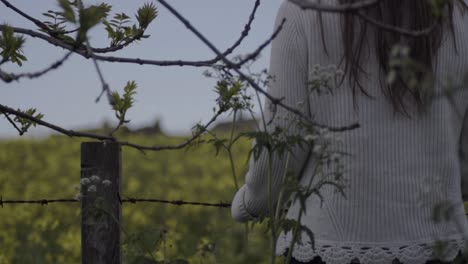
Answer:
81, 142, 122, 264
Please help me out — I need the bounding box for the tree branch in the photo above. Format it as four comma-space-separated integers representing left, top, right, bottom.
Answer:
356, 11, 439, 37
0, 51, 73, 83
0, 110, 23, 135
3, 25, 224, 68
119, 109, 223, 151
212, 0, 261, 62
0, 0, 50, 31
235, 18, 286, 68
0, 102, 226, 152
0, 104, 115, 141
289, 0, 440, 38
288, 0, 381, 12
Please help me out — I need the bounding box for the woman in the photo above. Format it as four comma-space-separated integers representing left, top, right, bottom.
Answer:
231, 0, 468, 263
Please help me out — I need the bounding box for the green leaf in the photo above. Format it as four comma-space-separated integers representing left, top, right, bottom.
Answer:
136, 2, 158, 29
42, 13, 57, 19
111, 81, 137, 123
0, 25, 27, 66
115, 12, 130, 21
57, 0, 76, 23
428, 0, 447, 18
77, 3, 111, 42
103, 20, 116, 38
12, 108, 44, 135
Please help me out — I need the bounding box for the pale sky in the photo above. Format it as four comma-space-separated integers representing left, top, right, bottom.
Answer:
1, 0, 282, 138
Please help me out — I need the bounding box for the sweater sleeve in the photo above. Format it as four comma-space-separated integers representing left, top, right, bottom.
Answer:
231, 1, 310, 222
460, 107, 468, 201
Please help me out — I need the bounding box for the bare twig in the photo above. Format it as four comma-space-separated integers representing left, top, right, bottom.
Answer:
0, 0, 51, 31
109, 119, 125, 137
212, 0, 261, 62
119, 109, 223, 151
0, 51, 73, 83
86, 39, 112, 104
235, 19, 286, 68
74, 0, 113, 104
59, 28, 80, 34
288, 0, 381, 12
289, 0, 440, 38
0, 110, 23, 135
356, 12, 439, 37
92, 35, 148, 54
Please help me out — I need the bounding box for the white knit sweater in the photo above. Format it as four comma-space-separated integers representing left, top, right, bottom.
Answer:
231, 1, 468, 263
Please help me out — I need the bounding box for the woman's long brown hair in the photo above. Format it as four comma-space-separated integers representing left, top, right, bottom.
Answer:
329, 0, 468, 115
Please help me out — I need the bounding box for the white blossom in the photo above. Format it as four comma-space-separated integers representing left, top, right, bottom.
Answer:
75, 193, 82, 201
87, 185, 97, 192
313, 144, 322, 153
322, 133, 333, 141
102, 180, 112, 187
304, 134, 318, 142
90, 175, 101, 183
80, 178, 91, 186
317, 127, 329, 135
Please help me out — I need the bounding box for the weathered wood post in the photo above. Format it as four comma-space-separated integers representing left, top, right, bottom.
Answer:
81, 142, 122, 264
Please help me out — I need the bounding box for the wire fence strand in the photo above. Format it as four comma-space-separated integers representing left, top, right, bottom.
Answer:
0, 196, 231, 208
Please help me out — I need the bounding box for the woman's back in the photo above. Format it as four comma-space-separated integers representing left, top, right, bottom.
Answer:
232, 1, 468, 263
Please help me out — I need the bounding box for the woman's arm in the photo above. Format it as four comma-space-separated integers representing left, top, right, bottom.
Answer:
460, 107, 468, 201
231, 1, 311, 222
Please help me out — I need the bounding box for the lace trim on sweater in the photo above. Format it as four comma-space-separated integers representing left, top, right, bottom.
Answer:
276, 233, 467, 264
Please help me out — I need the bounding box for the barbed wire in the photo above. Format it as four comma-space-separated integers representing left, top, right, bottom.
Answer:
2, 196, 467, 217
0, 196, 231, 208
122, 197, 230, 208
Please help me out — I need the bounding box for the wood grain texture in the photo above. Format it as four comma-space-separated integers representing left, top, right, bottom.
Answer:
81, 142, 122, 264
